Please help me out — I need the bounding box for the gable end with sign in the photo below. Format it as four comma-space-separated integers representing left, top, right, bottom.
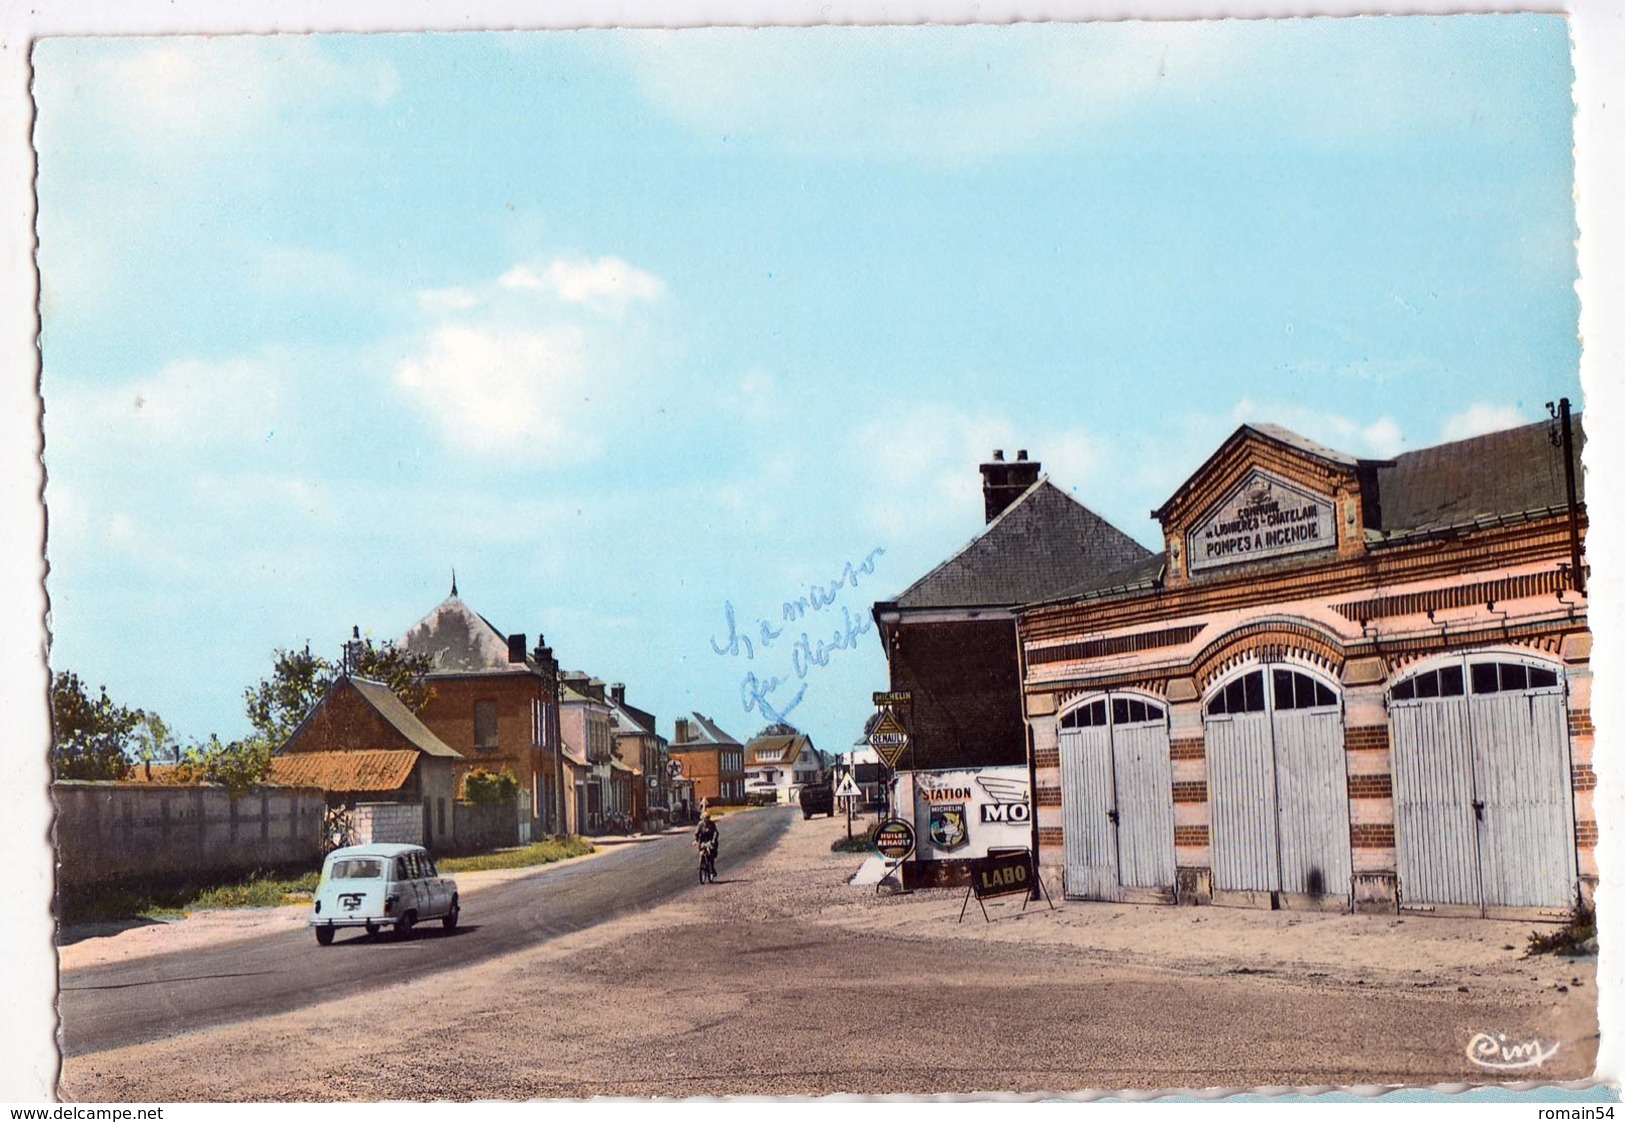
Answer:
1187, 469, 1337, 574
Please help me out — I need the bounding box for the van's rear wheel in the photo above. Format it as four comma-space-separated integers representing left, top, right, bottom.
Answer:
315, 926, 335, 946
442, 900, 459, 931
396, 912, 415, 940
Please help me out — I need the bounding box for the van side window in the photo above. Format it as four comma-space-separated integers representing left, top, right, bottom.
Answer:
396, 855, 411, 881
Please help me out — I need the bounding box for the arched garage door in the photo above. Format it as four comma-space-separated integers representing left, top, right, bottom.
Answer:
1204, 664, 1351, 904
1389, 656, 1577, 912
1058, 693, 1176, 901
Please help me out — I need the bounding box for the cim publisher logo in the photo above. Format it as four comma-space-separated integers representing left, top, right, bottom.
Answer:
1466, 1030, 1560, 1071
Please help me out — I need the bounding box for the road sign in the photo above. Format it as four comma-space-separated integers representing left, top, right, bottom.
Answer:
868, 708, 911, 768
874, 818, 916, 861
834, 773, 861, 798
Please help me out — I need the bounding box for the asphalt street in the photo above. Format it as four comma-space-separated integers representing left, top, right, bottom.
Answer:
58, 807, 792, 1057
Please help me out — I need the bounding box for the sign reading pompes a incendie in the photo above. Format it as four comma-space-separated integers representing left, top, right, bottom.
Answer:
873, 818, 916, 861
1187, 469, 1337, 573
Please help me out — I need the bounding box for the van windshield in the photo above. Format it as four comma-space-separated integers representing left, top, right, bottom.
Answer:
328, 858, 385, 880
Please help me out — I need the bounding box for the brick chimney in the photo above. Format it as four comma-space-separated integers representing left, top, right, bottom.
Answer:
609, 682, 626, 705
507, 633, 527, 663
980, 448, 1041, 523
674, 717, 691, 744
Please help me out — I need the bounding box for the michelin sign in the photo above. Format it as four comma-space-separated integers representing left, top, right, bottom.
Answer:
897, 765, 1032, 861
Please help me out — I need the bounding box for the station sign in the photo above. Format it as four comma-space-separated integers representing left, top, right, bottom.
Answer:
873, 818, 916, 861
1187, 470, 1337, 574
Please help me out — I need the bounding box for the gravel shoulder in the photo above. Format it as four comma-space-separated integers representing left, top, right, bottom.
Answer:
59, 811, 1599, 1100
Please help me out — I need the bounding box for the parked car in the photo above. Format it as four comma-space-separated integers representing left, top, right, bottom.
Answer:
798, 783, 836, 819
309, 842, 459, 945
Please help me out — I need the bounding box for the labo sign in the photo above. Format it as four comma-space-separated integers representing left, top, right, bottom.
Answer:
899, 765, 1031, 861
1188, 470, 1337, 573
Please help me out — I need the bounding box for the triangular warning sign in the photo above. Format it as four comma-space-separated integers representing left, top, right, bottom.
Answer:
834, 773, 861, 798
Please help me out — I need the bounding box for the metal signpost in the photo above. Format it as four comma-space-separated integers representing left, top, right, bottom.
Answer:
868, 694, 912, 821
873, 818, 915, 895
835, 771, 861, 839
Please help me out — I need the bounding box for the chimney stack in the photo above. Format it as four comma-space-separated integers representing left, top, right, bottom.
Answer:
674, 717, 691, 744
610, 682, 626, 705
980, 448, 1042, 523
507, 633, 527, 663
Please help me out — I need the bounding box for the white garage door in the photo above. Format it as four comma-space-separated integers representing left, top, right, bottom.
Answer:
1389, 657, 1577, 912
1058, 693, 1175, 901
1205, 666, 1352, 903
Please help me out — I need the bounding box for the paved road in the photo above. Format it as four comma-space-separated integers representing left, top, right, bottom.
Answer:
59, 808, 792, 1057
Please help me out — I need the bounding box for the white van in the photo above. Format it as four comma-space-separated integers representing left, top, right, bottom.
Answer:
309, 842, 460, 945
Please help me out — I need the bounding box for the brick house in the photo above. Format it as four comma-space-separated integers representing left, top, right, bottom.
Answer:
398, 587, 563, 838
669, 713, 746, 807
272, 674, 464, 850
605, 682, 671, 829
871, 450, 1152, 777
559, 671, 619, 833
1019, 416, 1590, 919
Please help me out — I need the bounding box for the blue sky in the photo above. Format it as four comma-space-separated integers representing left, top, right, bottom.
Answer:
32, 16, 1581, 757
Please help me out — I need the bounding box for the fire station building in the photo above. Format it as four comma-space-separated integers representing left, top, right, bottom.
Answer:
1018, 417, 1590, 919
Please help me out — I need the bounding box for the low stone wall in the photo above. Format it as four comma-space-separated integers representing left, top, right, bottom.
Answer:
450, 800, 519, 854
53, 781, 326, 889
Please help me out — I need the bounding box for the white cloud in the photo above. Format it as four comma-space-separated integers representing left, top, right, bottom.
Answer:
417, 287, 480, 312
500, 257, 666, 310
603, 23, 1240, 161
394, 324, 594, 458
1441, 402, 1529, 443
1231, 397, 1408, 459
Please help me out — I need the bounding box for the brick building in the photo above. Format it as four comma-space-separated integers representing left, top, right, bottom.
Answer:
398, 587, 563, 838
273, 674, 464, 850
1019, 416, 1590, 918
605, 682, 670, 828
559, 672, 618, 833
871, 450, 1152, 776
670, 713, 746, 807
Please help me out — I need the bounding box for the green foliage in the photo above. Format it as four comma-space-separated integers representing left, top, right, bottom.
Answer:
1526, 893, 1597, 957
244, 639, 434, 746
830, 820, 884, 853
462, 768, 519, 805
50, 670, 142, 780
438, 837, 594, 873
58, 866, 321, 925
172, 734, 275, 798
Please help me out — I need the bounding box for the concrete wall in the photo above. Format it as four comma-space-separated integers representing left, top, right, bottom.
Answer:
351, 801, 422, 846
54, 782, 326, 889
450, 799, 519, 853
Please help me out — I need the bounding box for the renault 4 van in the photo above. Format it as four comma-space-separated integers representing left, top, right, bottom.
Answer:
309, 842, 459, 945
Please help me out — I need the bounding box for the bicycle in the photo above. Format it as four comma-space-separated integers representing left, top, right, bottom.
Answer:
697, 838, 718, 884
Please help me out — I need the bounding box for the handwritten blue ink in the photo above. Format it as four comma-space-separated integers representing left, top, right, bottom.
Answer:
782, 547, 885, 622
709, 600, 754, 660
741, 670, 806, 724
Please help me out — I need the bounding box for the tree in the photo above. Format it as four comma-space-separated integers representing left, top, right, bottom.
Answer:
50, 670, 142, 780
172, 734, 275, 798
243, 638, 434, 747
463, 768, 519, 805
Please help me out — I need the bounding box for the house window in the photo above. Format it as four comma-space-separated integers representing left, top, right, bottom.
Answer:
475, 700, 499, 752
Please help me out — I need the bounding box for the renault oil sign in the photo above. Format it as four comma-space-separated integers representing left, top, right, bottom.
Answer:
898, 765, 1031, 861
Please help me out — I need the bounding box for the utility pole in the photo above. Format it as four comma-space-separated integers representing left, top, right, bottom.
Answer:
1549, 397, 1585, 594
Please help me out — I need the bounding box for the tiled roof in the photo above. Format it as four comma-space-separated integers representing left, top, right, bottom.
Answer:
346, 678, 463, 759
745, 732, 813, 765
889, 479, 1152, 610
400, 594, 527, 675
1369, 416, 1584, 539
266, 749, 421, 792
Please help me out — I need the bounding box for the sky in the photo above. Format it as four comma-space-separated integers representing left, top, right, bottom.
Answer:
30, 15, 1583, 759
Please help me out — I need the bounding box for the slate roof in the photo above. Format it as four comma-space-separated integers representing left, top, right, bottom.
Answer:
345, 678, 463, 758
400, 593, 527, 674
266, 749, 421, 792
676, 712, 742, 747
888, 479, 1152, 610
1368, 416, 1584, 539
1038, 550, 1168, 607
